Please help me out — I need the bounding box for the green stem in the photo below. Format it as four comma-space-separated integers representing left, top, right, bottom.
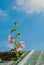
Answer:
14, 27, 17, 46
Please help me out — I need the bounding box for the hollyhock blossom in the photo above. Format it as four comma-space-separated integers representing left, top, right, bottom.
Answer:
14, 46, 22, 52
17, 46, 22, 51
8, 35, 15, 43
14, 46, 19, 52
19, 41, 25, 48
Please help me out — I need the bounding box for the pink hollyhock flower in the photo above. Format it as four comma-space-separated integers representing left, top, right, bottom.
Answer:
18, 47, 22, 51
14, 46, 22, 52
19, 41, 25, 48
8, 35, 15, 43
14, 46, 19, 52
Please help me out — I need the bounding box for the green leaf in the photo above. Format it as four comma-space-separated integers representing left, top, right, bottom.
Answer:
16, 32, 20, 37
14, 22, 18, 28
14, 42, 17, 46
14, 42, 18, 46
14, 42, 20, 47
16, 43, 20, 47
11, 57, 18, 61
11, 29, 16, 33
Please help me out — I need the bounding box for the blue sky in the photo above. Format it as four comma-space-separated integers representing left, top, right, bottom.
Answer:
0, 0, 44, 52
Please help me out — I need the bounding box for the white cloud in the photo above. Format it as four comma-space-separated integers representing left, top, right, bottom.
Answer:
16, 0, 24, 5
0, 9, 8, 16
13, 6, 16, 9
13, 0, 44, 14
0, 9, 8, 21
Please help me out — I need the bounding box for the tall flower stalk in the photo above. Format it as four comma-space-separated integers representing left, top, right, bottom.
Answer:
8, 21, 25, 52
11, 22, 20, 47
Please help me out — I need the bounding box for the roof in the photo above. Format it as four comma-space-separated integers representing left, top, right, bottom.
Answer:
16, 50, 44, 65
